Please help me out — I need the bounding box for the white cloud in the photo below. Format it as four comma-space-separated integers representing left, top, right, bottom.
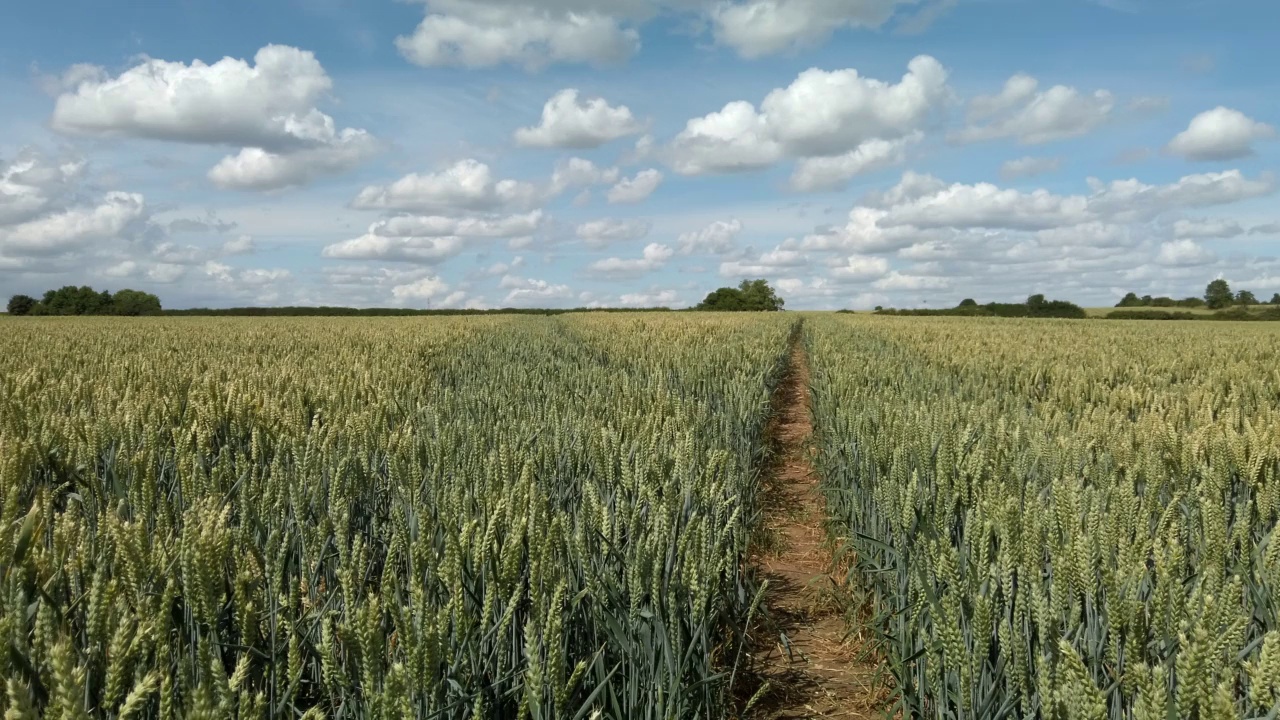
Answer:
515, 89, 643, 148
576, 218, 651, 247
588, 242, 673, 276
352, 159, 540, 213
710, 0, 923, 58
618, 289, 678, 306
147, 263, 188, 283
872, 270, 949, 290
50, 45, 374, 189
321, 234, 465, 264
790, 134, 918, 191
666, 101, 783, 175
870, 169, 1275, 231
678, 219, 742, 255
1156, 239, 1216, 266
953, 73, 1114, 144
500, 274, 574, 304
668, 56, 945, 178
549, 157, 620, 194
239, 268, 292, 285
1166, 107, 1275, 161
0, 150, 85, 226
369, 211, 543, 238
1, 192, 146, 256
607, 169, 663, 203
720, 246, 808, 276
207, 132, 378, 190
391, 274, 450, 300
1000, 156, 1062, 180
829, 254, 890, 282
221, 235, 255, 256
1172, 218, 1244, 239
396, 0, 640, 70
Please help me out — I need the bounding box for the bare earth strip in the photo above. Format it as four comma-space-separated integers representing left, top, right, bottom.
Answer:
745, 332, 884, 719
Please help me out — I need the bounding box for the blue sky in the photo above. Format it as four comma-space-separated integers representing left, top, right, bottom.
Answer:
1, 0, 1277, 309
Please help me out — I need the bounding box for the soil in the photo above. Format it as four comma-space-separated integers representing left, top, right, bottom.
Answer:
743, 333, 886, 719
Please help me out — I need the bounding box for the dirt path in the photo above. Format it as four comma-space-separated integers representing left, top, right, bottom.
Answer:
745, 330, 884, 719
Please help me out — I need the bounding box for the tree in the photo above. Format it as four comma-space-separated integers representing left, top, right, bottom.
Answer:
112, 289, 162, 316
1027, 294, 1046, 308
1271, 293, 1280, 305
1116, 292, 1141, 307
695, 279, 784, 311
1205, 279, 1233, 309
6, 294, 35, 315
737, 279, 785, 311
958, 298, 978, 307
1236, 290, 1258, 306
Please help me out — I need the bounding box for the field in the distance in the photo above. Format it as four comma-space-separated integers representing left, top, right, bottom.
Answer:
2, 313, 1280, 719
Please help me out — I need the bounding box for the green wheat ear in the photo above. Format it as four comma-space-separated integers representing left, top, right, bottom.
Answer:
0, 313, 795, 718
805, 314, 1280, 718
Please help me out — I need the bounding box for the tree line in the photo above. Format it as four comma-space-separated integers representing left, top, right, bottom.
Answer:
1117, 279, 1280, 310
7, 286, 162, 316
871, 294, 1087, 319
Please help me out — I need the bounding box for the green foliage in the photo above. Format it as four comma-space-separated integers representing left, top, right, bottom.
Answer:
1206, 278, 1233, 309
695, 279, 784, 311
876, 296, 1086, 319
1237, 290, 1259, 306
11, 286, 162, 316
1272, 293, 1280, 305
1116, 292, 1142, 307
1116, 292, 1206, 309
5, 295, 35, 316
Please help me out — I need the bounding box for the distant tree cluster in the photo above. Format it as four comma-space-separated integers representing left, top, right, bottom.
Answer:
6, 286, 162, 316
695, 279, 785, 311
1116, 280, 1280, 311
876, 294, 1086, 319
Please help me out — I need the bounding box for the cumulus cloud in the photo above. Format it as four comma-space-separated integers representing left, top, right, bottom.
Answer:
49, 45, 374, 190
667, 56, 946, 179
1000, 156, 1062, 180
607, 169, 663, 203
829, 253, 890, 282
953, 73, 1114, 144
391, 275, 450, 301
1165, 107, 1275, 161
0, 149, 85, 226
710, 0, 926, 58
221, 235, 256, 254
872, 270, 949, 290
720, 246, 808, 276
576, 218, 651, 247
369, 211, 543, 239
2, 192, 146, 257
207, 132, 377, 190
790, 134, 919, 191
549, 157, 621, 194
1156, 239, 1216, 266
867, 169, 1275, 231
395, 0, 640, 71
515, 89, 643, 148
1172, 218, 1244, 239
678, 219, 742, 255
588, 242, 673, 276
500, 274, 574, 304
321, 234, 465, 264
351, 159, 541, 213
618, 288, 679, 306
